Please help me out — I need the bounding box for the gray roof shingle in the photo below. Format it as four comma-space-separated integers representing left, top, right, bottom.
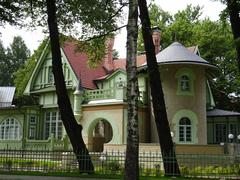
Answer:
156, 42, 214, 67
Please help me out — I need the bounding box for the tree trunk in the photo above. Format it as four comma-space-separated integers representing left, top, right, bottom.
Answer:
138, 0, 180, 176
46, 0, 94, 173
227, 0, 240, 72
124, 0, 139, 179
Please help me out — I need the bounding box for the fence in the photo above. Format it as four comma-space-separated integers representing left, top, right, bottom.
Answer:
0, 148, 239, 179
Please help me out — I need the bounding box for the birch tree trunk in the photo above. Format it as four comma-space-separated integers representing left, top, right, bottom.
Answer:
138, 0, 180, 176
46, 0, 94, 173
124, 0, 139, 179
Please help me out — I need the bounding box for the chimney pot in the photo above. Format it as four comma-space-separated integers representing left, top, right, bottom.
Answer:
152, 27, 161, 54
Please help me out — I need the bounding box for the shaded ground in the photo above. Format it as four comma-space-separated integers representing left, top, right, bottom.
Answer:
0, 175, 115, 180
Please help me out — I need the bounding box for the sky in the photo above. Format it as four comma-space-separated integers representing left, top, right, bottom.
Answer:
0, 0, 226, 58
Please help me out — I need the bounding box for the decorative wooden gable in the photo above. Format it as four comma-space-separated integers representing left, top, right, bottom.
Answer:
24, 41, 78, 95
94, 69, 126, 89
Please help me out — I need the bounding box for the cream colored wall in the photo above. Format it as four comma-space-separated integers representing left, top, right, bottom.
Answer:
81, 105, 125, 150
80, 104, 148, 150
150, 64, 207, 144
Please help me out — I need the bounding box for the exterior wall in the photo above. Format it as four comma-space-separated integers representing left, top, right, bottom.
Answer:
81, 104, 148, 151
104, 144, 224, 154
150, 64, 207, 144
81, 104, 126, 151
39, 90, 75, 108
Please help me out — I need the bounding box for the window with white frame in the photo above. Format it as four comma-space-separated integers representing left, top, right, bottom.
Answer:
0, 118, 22, 140
179, 117, 192, 142
44, 111, 62, 140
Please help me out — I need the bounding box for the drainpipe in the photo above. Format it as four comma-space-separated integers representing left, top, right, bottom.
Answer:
73, 80, 84, 123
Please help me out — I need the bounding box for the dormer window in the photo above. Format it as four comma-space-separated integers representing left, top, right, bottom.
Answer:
180, 75, 190, 91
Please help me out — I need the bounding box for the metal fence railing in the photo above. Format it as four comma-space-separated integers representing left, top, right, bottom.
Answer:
0, 148, 239, 179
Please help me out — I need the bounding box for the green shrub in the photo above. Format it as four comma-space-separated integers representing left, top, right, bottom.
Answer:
180, 166, 189, 175
106, 160, 122, 174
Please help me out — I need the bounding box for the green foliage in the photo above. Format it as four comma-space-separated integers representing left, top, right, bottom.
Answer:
0, 40, 8, 85
0, 36, 30, 86
106, 160, 122, 174
190, 165, 240, 175
0, 1, 27, 26
0, 157, 60, 171
75, 37, 107, 68
138, 3, 172, 52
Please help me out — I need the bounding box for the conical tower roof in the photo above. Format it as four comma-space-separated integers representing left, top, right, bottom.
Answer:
156, 42, 213, 67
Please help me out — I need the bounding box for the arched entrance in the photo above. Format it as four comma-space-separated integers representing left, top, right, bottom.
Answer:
90, 119, 113, 151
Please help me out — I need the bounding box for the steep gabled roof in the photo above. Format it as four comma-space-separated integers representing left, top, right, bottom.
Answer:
62, 42, 107, 89
113, 54, 147, 71
94, 69, 126, 81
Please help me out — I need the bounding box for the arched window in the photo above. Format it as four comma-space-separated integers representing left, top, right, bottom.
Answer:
175, 68, 195, 96
179, 117, 192, 142
0, 118, 22, 140
180, 75, 190, 91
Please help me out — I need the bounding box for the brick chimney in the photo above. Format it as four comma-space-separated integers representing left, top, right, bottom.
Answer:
152, 27, 161, 54
104, 38, 115, 73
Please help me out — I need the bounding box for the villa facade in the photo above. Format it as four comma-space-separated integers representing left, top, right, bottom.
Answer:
0, 30, 239, 151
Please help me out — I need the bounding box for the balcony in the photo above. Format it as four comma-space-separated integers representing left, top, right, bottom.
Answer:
84, 87, 147, 105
